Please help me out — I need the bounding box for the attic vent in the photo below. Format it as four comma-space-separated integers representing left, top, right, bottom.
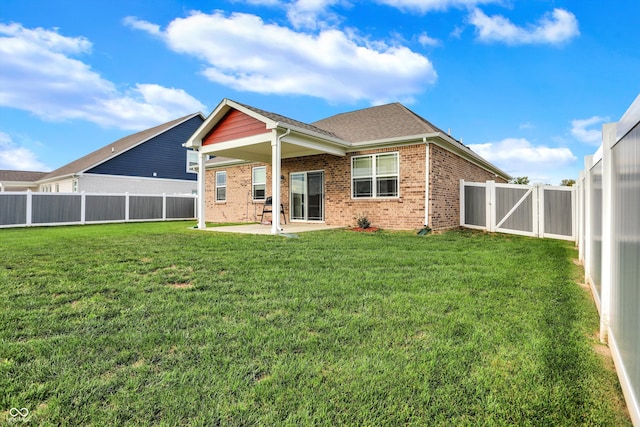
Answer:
111, 147, 115, 153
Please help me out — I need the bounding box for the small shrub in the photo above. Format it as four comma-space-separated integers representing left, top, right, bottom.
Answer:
355, 213, 371, 229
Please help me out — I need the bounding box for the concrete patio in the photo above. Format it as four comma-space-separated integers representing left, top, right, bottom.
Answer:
200, 222, 344, 235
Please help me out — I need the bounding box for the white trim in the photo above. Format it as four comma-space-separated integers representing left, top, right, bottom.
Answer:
215, 170, 227, 202
252, 166, 267, 201
199, 133, 273, 155
608, 331, 640, 426
186, 150, 199, 174
599, 123, 616, 343
289, 170, 325, 222
351, 152, 400, 199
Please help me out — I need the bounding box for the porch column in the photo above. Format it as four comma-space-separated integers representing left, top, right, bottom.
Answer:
197, 149, 206, 229
271, 130, 282, 234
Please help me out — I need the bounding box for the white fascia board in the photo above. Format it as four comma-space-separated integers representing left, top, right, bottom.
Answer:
199, 133, 272, 156
36, 173, 77, 185
282, 132, 347, 157
348, 133, 433, 149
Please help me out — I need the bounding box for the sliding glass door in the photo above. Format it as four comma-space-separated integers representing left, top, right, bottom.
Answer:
290, 171, 324, 221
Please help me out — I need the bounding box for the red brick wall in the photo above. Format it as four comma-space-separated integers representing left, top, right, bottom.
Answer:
203, 143, 505, 230
428, 143, 507, 230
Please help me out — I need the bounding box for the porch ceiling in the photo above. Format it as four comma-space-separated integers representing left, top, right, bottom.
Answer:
201, 136, 347, 164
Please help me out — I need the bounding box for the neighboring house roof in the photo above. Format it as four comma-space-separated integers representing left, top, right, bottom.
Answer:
40, 113, 203, 182
0, 170, 48, 182
312, 102, 444, 143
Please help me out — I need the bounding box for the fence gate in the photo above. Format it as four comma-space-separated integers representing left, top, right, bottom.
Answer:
460, 180, 575, 241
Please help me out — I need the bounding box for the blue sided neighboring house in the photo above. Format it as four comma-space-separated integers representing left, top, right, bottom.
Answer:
34, 113, 205, 194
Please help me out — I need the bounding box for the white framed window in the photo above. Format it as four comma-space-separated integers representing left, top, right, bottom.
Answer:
352, 152, 399, 198
186, 150, 199, 173
215, 171, 226, 202
252, 166, 266, 200
55, 183, 59, 192
72, 180, 78, 193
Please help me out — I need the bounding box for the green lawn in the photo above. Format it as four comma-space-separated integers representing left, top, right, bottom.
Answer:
0, 222, 630, 426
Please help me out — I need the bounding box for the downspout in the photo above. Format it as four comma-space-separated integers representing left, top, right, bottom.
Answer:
270, 127, 290, 234
424, 137, 430, 227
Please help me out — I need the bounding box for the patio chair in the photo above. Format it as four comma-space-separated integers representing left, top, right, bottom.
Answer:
259, 196, 287, 224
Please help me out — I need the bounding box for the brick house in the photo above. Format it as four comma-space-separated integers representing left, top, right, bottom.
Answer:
186, 99, 509, 233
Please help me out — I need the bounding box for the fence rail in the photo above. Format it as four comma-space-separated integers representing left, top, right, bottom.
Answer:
0, 191, 197, 228
460, 180, 575, 241
576, 94, 640, 426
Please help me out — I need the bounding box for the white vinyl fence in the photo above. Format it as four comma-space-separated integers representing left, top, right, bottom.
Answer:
576, 94, 640, 426
460, 180, 575, 240
0, 191, 197, 228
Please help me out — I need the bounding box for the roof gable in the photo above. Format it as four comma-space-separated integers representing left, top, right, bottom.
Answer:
187, 98, 339, 148
203, 109, 267, 146
42, 113, 203, 180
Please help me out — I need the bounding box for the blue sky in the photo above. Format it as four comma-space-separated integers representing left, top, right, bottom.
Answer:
1, 0, 639, 184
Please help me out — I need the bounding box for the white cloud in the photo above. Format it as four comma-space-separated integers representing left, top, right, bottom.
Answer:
376, 0, 500, 13
468, 137, 577, 183
286, 0, 344, 29
519, 122, 534, 130
129, 11, 437, 104
0, 23, 206, 130
418, 32, 440, 47
122, 16, 161, 36
469, 8, 579, 45
570, 116, 607, 145
0, 131, 49, 171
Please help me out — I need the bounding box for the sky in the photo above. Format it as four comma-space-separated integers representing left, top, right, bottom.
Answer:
1, 0, 639, 184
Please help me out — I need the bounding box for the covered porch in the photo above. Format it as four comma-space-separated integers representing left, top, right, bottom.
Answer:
185, 99, 348, 235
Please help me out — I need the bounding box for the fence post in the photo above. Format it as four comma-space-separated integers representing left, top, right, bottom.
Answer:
583, 155, 593, 289
125, 192, 130, 222
534, 184, 542, 238
162, 193, 167, 221
459, 179, 465, 227
80, 191, 86, 225
571, 185, 577, 241
25, 189, 32, 227
599, 123, 616, 343
486, 180, 495, 232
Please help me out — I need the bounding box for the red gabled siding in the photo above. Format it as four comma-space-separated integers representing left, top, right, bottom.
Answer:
203, 109, 267, 146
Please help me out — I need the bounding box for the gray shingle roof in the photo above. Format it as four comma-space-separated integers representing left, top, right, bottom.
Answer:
312, 102, 447, 143
0, 170, 48, 182
41, 113, 201, 180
